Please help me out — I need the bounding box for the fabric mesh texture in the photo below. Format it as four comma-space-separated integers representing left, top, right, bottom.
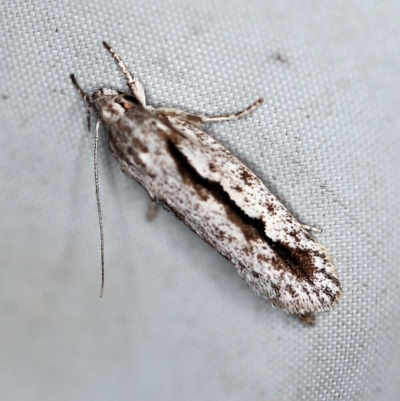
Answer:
1, 1, 400, 400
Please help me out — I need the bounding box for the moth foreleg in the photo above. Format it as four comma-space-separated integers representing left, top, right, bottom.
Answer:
102, 41, 147, 107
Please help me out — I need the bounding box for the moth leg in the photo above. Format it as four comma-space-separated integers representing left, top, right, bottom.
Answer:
297, 313, 315, 326
102, 41, 147, 107
147, 201, 159, 221
301, 223, 322, 233
199, 98, 264, 122
154, 98, 264, 125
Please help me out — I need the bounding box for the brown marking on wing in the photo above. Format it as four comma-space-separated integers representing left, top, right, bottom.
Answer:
166, 139, 320, 283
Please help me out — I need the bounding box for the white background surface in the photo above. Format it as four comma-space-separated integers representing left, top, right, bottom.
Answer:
1, 1, 400, 400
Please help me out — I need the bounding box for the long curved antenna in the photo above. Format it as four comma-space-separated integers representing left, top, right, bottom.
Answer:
94, 119, 105, 297
71, 74, 105, 296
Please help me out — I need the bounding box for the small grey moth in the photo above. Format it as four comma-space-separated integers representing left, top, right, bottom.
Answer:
71, 42, 342, 324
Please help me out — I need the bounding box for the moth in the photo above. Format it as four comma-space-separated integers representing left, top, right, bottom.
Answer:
71, 42, 342, 323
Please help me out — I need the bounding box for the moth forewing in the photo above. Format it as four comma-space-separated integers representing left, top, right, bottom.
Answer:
71, 42, 342, 323
157, 113, 341, 316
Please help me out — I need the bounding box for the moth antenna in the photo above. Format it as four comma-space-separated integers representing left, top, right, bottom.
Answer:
94, 119, 105, 297
70, 74, 92, 131
71, 74, 104, 294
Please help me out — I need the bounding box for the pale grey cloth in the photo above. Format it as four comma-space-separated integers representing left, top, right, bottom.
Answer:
1, 1, 400, 400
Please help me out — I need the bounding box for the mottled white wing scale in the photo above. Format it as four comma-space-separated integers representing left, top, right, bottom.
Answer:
158, 114, 341, 315
71, 42, 342, 323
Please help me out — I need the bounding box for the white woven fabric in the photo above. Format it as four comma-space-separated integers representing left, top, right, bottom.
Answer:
1, 1, 400, 400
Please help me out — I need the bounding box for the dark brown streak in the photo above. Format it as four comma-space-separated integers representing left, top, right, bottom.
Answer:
167, 140, 314, 282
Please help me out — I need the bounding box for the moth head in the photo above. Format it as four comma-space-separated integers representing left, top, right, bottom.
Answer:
70, 74, 143, 130
91, 89, 140, 121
